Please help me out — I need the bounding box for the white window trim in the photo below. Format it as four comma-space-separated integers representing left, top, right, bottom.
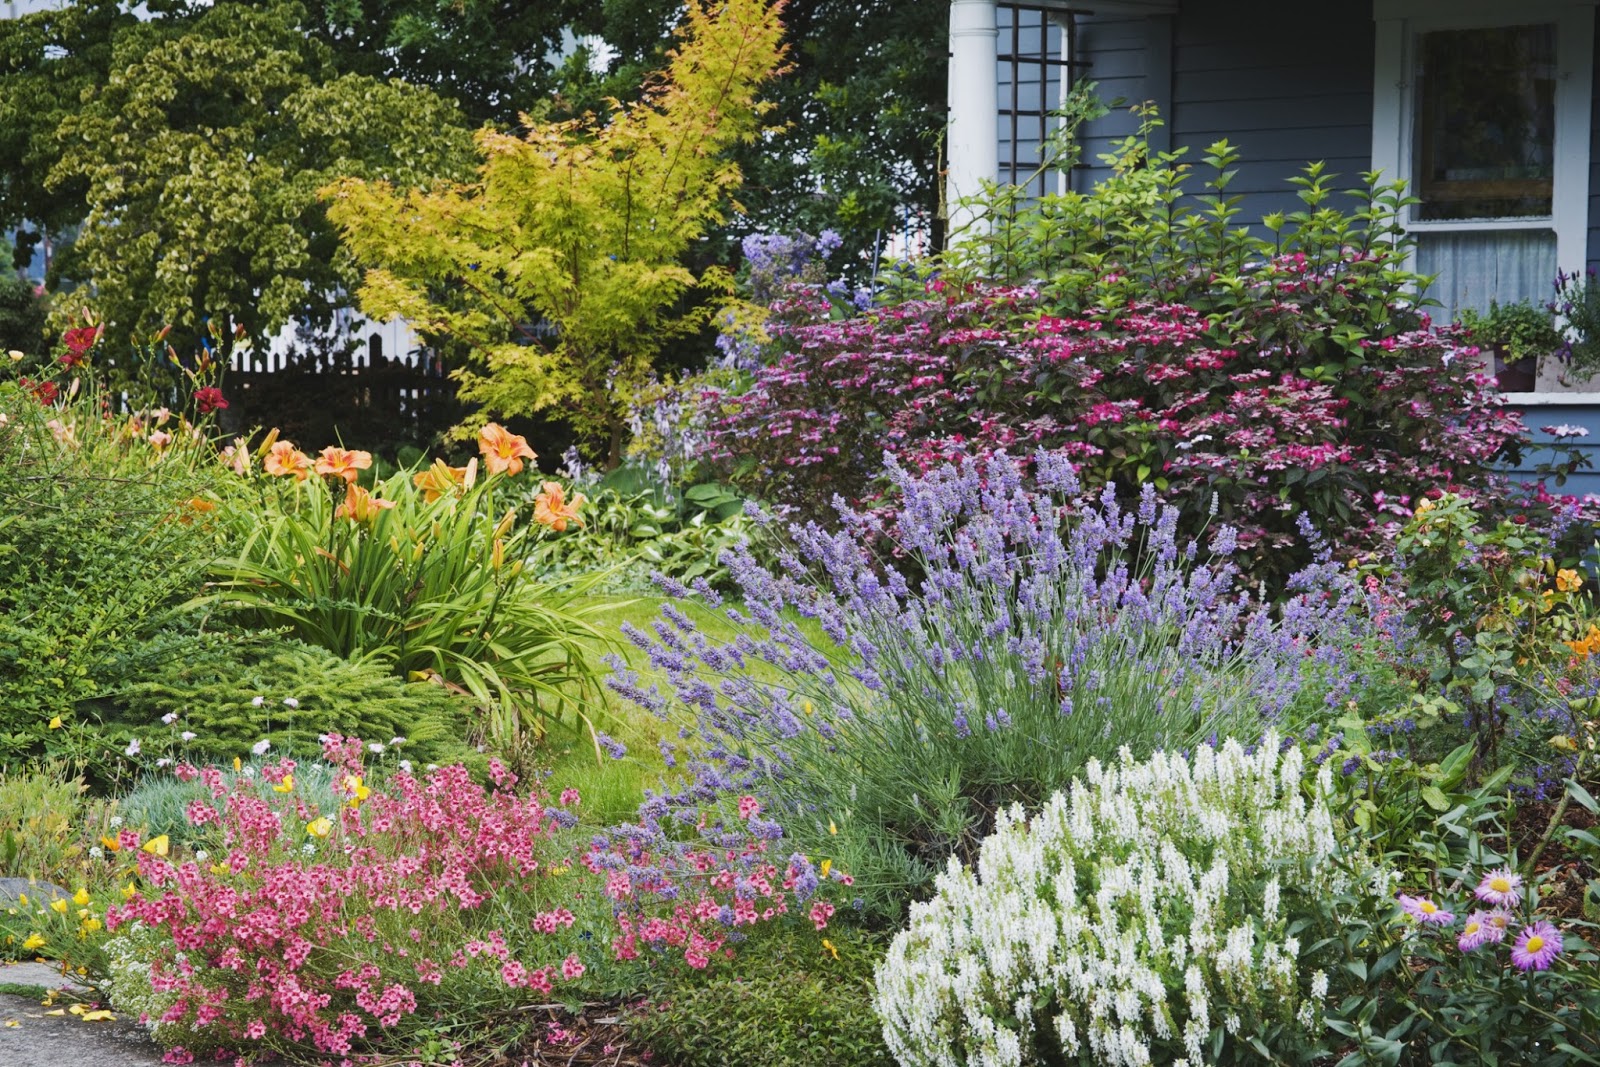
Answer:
1371, 0, 1595, 288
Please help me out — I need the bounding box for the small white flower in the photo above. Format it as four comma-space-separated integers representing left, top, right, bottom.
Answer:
155, 758, 173, 768
251, 696, 265, 708
180, 731, 196, 742
252, 739, 271, 756
282, 697, 299, 709
389, 736, 406, 747
109, 816, 124, 829
89, 846, 104, 860
302, 843, 316, 855
125, 738, 141, 757
194, 850, 209, 862
425, 764, 439, 772
161, 712, 178, 725
367, 742, 385, 754
398, 760, 413, 773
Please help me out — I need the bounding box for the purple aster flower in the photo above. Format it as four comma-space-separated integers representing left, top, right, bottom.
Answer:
1510, 920, 1563, 971
1399, 893, 1455, 925
1457, 910, 1506, 952
1473, 868, 1523, 907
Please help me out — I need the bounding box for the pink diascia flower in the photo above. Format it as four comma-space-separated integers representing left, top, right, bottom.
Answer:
1457, 910, 1508, 952
737, 795, 761, 820
559, 788, 581, 807
561, 954, 585, 980
1510, 921, 1563, 971
1473, 868, 1523, 908
1399, 893, 1455, 925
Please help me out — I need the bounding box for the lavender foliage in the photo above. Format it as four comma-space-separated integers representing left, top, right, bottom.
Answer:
607, 450, 1364, 921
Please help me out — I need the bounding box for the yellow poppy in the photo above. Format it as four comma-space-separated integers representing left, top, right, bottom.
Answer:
822, 938, 840, 961
71, 888, 89, 907
306, 817, 333, 838
49, 899, 67, 914
119, 884, 136, 901
272, 774, 295, 794
47, 717, 62, 730
341, 774, 371, 808
141, 835, 170, 857
820, 859, 832, 879
21, 934, 45, 951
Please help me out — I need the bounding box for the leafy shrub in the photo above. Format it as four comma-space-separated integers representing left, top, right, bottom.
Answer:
0, 382, 233, 772
0, 763, 90, 882
1321, 841, 1600, 1063
206, 425, 610, 768
91, 631, 476, 770
626, 926, 891, 1067
0, 271, 47, 357
607, 451, 1359, 920
874, 736, 1383, 1067
530, 466, 759, 592
699, 134, 1582, 582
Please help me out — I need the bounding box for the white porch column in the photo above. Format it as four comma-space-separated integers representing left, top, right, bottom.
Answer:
947, 0, 999, 241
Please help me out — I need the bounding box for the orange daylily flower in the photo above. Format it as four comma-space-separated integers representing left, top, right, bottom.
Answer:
413, 458, 473, 503
263, 441, 313, 481
315, 445, 373, 484
478, 423, 536, 476
336, 483, 396, 523
533, 481, 585, 531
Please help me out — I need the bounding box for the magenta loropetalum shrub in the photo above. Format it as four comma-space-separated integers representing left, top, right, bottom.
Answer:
699, 269, 1533, 573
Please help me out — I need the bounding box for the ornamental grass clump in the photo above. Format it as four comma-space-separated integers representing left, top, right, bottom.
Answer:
607, 450, 1358, 920
873, 735, 1383, 1067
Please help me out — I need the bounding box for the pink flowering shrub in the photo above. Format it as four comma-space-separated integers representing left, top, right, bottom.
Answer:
698, 140, 1590, 584
104, 736, 608, 1063
700, 277, 1537, 579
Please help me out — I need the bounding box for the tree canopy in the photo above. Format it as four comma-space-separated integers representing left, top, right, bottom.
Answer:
325, 0, 787, 465
46, 1, 475, 355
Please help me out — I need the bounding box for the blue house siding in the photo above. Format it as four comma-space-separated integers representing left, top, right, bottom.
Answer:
1075, 0, 1373, 221
1504, 404, 1600, 499
1586, 13, 1600, 271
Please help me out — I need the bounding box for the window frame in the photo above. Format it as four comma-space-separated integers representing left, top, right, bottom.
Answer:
1372, 0, 1594, 277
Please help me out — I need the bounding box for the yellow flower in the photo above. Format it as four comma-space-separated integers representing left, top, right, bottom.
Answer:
828, 819, 838, 836
233, 756, 242, 772
79, 918, 102, 934
49, 899, 68, 914
340, 774, 370, 808
1557, 568, 1583, 593
21, 934, 45, 951
99, 834, 120, 853
71, 888, 89, 907
820, 859, 832, 879
208, 862, 230, 876
17, 894, 27, 907
272, 774, 295, 794
822, 938, 839, 961
306, 817, 333, 838
478, 423, 537, 476
48, 717, 62, 730
141, 835, 170, 857
119, 884, 136, 901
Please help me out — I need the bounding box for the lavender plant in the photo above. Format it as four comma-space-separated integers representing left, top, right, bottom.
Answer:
606, 450, 1359, 921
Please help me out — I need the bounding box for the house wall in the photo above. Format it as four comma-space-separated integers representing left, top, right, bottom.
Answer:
1074, 0, 1375, 213
1505, 402, 1600, 498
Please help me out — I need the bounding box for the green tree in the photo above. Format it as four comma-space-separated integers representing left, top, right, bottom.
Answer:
562, 0, 948, 269
45, 1, 475, 358
0, 0, 133, 271
324, 0, 787, 466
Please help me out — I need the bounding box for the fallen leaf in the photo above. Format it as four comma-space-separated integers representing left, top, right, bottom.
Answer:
79, 1010, 114, 1022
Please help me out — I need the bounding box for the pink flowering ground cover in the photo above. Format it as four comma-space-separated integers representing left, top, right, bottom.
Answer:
103, 736, 841, 1065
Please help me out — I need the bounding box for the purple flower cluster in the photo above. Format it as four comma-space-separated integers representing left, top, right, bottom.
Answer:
606, 449, 1362, 917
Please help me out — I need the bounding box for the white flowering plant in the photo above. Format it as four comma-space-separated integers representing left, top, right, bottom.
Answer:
874, 735, 1388, 1067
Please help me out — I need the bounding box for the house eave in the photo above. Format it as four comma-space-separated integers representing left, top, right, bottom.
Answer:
1028, 1, 1178, 14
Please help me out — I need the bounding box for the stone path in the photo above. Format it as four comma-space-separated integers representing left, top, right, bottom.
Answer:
0, 961, 164, 1067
